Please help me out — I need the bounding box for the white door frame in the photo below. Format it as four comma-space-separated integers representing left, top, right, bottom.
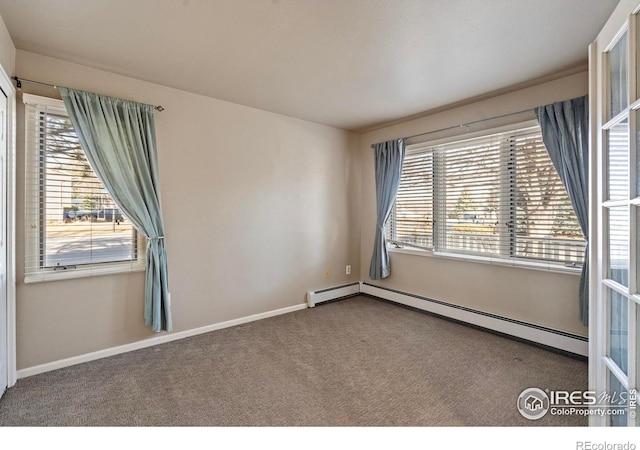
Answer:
589, 0, 640, 427
0, 64, 17, 389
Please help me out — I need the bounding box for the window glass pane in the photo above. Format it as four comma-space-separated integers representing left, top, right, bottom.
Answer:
637, 304, 640, 395
386, 151, 433, 248
637, 113, 640, 197
42, 113, 136, 267
608, 372, 628, 427
514, 130, 585, 264
637, 206, 640, 293
440, 135, 501, 256
607, 119, 629, 202
388, 124, 586, 266
607, 288, 628, 375
609, 31, 628, 119
608, 206, 629, 286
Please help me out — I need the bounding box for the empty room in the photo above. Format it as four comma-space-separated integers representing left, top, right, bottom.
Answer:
0, 0, 637, 441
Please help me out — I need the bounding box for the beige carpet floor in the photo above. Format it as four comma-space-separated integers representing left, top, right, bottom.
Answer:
0, 296, 588, 426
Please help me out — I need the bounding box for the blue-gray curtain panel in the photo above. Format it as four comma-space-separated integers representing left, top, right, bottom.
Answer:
369, 139, 405, 280
535, 96, 589, 326
60, 87, 172, 332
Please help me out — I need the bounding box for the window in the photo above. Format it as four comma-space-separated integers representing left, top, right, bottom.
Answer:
387, 121, 586, 269
24, 94, 144, 282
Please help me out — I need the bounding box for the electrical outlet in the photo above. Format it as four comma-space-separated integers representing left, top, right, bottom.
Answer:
346, 265, 351, 275
325, 269, 331, 279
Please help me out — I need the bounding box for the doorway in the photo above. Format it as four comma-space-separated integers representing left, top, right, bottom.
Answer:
590, 0, 640, 427
0, 86, 7, 399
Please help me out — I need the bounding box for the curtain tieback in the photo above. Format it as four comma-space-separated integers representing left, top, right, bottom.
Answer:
148, 235, 165, 240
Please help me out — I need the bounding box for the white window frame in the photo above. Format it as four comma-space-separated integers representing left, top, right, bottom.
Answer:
23, 93, 145, 283
387, 119, 585, 275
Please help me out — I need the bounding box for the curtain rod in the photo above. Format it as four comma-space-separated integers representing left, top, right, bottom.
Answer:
12, 76, 165, 112
370, 107, 535, 148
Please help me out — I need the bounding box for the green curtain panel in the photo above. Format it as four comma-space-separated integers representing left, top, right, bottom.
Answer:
60, 87, 172, 332
369, 139, 405, 280
535, 96, 589, 326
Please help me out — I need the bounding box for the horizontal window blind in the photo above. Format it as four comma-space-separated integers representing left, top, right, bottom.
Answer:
24, 94, 142, 281
438, 131, 503, 256
386, 123, 586, 267
512, 128, 584, 264
606, 120, 630, 285
387, 151, 433, 249
606, 119, 629, 202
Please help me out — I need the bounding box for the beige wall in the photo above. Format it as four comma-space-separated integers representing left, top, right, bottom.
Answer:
15, 50, 361, 369
359, 71, 589, 336
0, 14, 14, 77
12, 46, 590, 369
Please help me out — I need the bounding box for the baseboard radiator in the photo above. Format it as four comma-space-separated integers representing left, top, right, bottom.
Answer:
20, 281, 586, 379
306, 282, 361, 307
309, 281, 588, 357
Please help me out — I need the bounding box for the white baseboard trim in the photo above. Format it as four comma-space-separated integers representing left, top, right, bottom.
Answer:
360, 283, 588, 357
17, 303, 307, 379
17, 280, 587, 379
306, 282, 361, 307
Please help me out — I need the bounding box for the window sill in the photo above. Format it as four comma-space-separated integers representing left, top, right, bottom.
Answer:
24, 261, 145, 284
387, 246, 582, 276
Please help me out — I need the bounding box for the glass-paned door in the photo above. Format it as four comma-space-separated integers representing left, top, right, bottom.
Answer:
591, 4, 640, 427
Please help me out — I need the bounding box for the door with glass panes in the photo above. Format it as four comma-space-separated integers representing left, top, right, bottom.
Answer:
590, 0, 640, 427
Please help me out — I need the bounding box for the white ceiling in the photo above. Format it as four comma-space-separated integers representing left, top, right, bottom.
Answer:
0, 0, 620, 131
